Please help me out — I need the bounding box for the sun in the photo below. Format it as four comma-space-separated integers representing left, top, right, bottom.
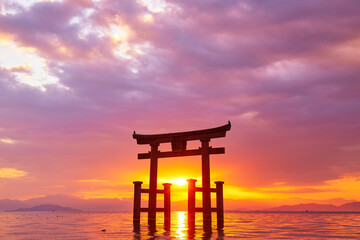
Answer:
172, 178, 188, 186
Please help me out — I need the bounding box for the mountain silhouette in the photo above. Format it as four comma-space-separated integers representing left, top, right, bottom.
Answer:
5, 204, 81, 212
261, 202, 360, 212
0, 194, 132, 212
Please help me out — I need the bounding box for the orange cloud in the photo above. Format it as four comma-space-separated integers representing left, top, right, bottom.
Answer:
78, 179, 109, 183
0, 168, 27, 178
0, 138, 16, 144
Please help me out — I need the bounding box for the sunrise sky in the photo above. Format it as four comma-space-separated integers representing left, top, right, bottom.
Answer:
0, 0, 360, 210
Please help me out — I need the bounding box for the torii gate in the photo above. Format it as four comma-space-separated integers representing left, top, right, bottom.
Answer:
132, 122, 231, 231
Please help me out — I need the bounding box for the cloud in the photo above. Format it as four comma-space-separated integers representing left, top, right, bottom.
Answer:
257, 187, 336, 194
0, 0, 359, 200
0, 168, 27, 178
0, 138, 16, 144
78, 179, 109, 183
339, 145, 360, 152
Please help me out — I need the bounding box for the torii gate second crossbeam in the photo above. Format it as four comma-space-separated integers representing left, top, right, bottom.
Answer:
132, 121, 231, 231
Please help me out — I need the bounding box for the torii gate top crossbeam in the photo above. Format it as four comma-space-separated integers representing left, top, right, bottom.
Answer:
133, 121, 231, 145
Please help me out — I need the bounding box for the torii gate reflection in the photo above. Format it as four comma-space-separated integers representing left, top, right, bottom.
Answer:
132, 122, 231, 232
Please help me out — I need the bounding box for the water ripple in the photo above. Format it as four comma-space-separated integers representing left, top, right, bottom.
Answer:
1, 212, 360, 239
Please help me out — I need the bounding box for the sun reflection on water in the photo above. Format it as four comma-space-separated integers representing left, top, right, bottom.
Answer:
175, 211, 187, 239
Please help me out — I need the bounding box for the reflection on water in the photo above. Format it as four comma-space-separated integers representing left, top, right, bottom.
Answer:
175, 211, 186, 239
2, 211, 360, 239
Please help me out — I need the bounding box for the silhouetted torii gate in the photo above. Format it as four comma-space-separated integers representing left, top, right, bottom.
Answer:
132, 122, 231, 231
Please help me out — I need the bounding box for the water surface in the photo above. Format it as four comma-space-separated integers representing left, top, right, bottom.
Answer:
1, 211, 360, 239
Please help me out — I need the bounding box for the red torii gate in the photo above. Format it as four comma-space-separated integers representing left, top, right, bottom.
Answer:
132, 122, 231, 231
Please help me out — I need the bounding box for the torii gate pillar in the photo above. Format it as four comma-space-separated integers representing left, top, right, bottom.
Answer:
201, 139, 212, 227
148, 143, 159, 224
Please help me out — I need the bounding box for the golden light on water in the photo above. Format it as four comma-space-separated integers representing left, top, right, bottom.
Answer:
175, 211, 187, 239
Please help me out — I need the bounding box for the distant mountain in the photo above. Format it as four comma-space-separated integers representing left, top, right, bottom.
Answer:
5, 204, 81, 212
0, 194, 132, 212
0, 199, 25, 211
338, 202, 360, 211
261, 202, 360, 212
262, 203, 338, 211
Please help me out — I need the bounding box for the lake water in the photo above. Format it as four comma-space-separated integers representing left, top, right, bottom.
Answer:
1, 211, 360, 239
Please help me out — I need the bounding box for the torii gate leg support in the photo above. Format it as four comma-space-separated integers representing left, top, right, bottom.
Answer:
215, 181, 224, 229
163, 183, 172, 229
133, 181, 143, 224
187, 179, 197, 226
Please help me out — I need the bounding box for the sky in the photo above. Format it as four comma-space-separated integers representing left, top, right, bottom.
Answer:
0, 0, 360, 210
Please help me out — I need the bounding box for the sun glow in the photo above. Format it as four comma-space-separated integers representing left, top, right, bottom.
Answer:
110, 25, 130, 43
0, 39, 59, 91
172, 178, 188, 186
